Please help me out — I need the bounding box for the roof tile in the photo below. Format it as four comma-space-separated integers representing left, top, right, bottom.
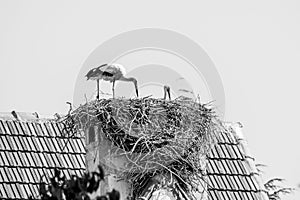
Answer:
26, 123, 36, 136
207, 175, 218, 189
0, 120, 5, 135
14, 136, 24, 150
228, 175, 239, 190
6, 136, 15, 150
208, 190, 217, 200
23, 184, 32, 198
2, 121, 11, 135
43, 122, 53, 137
213, 189, 223, 199
6, 121, 16, 135
227, 160, 238, 175
16, 183, 27, 199
19, 122, 29, 136
229, 191, 239, 200
51, 137, 61, 152
50, 122, 60, 137
33, 152, 43, 167
0, 137, 5, 150
1, 152, 10, 166
214, 145, 225, 158
236, 159, 247, 175
4, 183, 15, 198
29, 184, 39, 198
250, 176, 261, 191
0, 183, 7, 197
11, 183, 21, 199
219, 144, 231, 158
1, 136, 11, 150
0, 167, 8, 182
224, 191, 232, 200
78, 154, 86, 168
14, 168, 22, 183
239, 191, 249, 199
214, 132, 226, 143
35, 124, 44, 136
4, 167, 14, 182
221, 159, 233, 174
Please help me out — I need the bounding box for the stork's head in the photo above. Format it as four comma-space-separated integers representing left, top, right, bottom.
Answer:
126, 77, 138, 97
85, 64, 107, 80
118, 76, 139, 97
85, 68, 96, 80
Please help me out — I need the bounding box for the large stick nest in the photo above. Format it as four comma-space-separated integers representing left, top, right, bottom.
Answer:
72, 96, 222, 198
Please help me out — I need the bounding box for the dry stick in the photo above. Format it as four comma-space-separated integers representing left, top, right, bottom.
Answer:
174, 182, 190, 200
129, 136, 145, 155
152, 161, 189, 188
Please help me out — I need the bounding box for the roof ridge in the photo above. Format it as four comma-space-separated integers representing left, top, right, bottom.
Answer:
0, 111, 64, 122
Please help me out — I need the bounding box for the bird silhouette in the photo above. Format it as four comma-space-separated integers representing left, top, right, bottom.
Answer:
86, 63, 138, 99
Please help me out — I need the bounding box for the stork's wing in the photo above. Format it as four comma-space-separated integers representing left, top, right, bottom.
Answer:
102, 71, 114, 77
103, 64, 126, 75
86, 63, 126, 79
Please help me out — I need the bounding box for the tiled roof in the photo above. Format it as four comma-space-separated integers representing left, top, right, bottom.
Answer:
206, 123, 268, 200
0, 113, 86, 200
0, 112, 268, 200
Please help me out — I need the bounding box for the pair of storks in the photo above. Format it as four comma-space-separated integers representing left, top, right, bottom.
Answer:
86, 63, 171, 100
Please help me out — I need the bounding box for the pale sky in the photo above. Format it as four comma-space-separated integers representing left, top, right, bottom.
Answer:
0, 1, 299, 199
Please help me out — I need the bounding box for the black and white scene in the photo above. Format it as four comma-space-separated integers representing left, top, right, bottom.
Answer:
0, 1, 299, 200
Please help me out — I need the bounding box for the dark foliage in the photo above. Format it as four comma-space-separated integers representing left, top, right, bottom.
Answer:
39, 165, 119, 200
264, 178, 294, 200
256, 164, 294, 200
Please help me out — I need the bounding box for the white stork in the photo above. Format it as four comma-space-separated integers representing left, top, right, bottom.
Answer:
86, 63, 138, 99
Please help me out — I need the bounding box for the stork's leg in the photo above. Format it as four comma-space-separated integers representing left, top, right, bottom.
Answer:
135, 85, 139, 97
163, 85, 170, 100
167, 87, 171, 100
112, 80, 115, 98
96, 79, 99, 100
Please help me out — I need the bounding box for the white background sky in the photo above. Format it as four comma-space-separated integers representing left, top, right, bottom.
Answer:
0, 1, 299, 199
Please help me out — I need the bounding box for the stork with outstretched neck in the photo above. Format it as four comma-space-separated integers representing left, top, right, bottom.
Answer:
86, 63, 139, 99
